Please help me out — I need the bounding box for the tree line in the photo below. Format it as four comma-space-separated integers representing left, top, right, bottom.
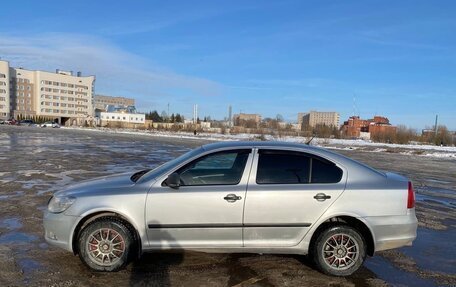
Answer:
145, 110, 185, 123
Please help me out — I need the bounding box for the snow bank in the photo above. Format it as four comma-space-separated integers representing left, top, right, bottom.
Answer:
63, 127, 456, 159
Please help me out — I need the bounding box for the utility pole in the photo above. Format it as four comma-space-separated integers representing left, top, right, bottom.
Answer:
434, 114, 439, 135
228, 105, 232, 127
193, 104, 198, 124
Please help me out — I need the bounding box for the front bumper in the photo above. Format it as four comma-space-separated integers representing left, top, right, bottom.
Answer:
43, 211, 80, 252
365, 209, 418, 252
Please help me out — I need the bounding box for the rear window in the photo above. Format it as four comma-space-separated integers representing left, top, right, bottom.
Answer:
256, 150, 342, 184
256, 150, 310, 184
311, 157, 343, 183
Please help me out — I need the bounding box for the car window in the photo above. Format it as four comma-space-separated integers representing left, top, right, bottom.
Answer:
193, 152, 237, 169
177, 149, 251, 186
311, 157, 343, 183
256, 150, 342, 184
256, 150, 310, 184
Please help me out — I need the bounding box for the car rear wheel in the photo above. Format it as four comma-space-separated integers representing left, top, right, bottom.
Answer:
78, 217, 135, 271
311, 225, 366, 276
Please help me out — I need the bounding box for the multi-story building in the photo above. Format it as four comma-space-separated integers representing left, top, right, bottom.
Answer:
0, 59, 95, 125
341, 115, 396, 139
0, 61, 11, 119
233, 113, 262, 127
93, 94, 135, 111
298, 111, 340, 129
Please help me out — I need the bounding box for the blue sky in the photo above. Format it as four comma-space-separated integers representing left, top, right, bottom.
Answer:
1, 0, 455, 129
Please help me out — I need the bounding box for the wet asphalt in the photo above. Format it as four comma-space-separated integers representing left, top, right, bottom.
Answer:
0, 125, 455, 287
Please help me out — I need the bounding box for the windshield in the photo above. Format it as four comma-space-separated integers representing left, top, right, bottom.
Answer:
137, 147, 203, 183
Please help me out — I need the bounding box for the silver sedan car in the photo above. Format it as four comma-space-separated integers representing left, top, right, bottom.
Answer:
43, 141, 417, 276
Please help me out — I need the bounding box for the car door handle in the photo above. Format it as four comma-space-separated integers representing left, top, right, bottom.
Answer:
313, 193, 331, 201
224, 194, 242, 202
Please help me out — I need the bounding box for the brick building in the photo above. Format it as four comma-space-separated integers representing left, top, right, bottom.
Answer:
341, 115, 396, 139
233, 113, 262, 128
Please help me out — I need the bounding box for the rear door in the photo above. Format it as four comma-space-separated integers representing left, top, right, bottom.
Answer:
243, 148, 347, 247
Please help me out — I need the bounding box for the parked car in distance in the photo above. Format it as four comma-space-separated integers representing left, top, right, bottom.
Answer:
4, 119, 18, 125
40, 121, 60, 128
43, 141, 417, 276
19, 119, 35, 126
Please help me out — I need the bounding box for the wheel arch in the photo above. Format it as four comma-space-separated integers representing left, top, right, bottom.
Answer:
309, 215, 375, 257
71, 210, 142, 257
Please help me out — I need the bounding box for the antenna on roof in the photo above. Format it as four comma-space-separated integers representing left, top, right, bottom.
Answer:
353, 93, 357, 117
305, 135, 315, 145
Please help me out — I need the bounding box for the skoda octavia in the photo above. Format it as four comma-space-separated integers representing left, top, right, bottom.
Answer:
43, 141, 417, 276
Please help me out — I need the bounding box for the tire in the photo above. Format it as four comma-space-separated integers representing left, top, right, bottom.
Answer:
311, 225, 366, 276
78, 217, 135, 271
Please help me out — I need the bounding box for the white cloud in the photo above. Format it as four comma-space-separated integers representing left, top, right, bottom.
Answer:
0, 33, 222, 101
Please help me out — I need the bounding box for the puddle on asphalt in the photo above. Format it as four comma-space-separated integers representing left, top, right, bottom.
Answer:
415, 193, 455, 208
18, 258, 43, 275
415, 185, 456, 209
365, 256, 437, 287
38, 242, 49, 249
424, 179, 451, 185
0, 218, 22, 230
417, 185, 456, 197
0, 191, 25, 200
0, 232, 38, 244
401, 227, 456, 274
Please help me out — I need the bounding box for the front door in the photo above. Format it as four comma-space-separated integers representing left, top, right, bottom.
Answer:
145, 149, 253, 248
243, 149, 347, 247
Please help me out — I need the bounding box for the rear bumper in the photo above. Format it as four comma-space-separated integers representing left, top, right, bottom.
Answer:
364, 209, 418, 252
43, 211, 80, 252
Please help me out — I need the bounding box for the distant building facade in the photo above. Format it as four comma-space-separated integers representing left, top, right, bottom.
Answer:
93, 94, 135, 111
96, 104, 145, 127
341, 115, 397, 139
0, 59, 95, 125
298, 111, 340, 129
233, 113, 262, 127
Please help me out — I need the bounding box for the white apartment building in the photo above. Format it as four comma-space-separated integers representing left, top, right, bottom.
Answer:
0, 59, 95, 124
0, 61, 11, 119
298, 111, 340, 128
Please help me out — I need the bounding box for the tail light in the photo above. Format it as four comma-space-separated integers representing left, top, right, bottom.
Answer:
407, 181, 415, 209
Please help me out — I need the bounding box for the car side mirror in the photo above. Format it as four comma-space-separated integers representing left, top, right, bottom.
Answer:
166, 173, 180, 189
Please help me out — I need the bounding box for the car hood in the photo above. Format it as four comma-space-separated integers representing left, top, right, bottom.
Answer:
54, 172, 137, 198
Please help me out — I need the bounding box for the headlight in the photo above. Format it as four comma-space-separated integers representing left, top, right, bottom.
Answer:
48, 196, 76, 213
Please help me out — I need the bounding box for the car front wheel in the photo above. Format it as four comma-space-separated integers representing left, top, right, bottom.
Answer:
311, 225, 366, 276
78, 217, 135, 271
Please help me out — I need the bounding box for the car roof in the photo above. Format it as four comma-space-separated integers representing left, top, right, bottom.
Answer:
201, 140, 323, 152
201, 141, 385, 179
